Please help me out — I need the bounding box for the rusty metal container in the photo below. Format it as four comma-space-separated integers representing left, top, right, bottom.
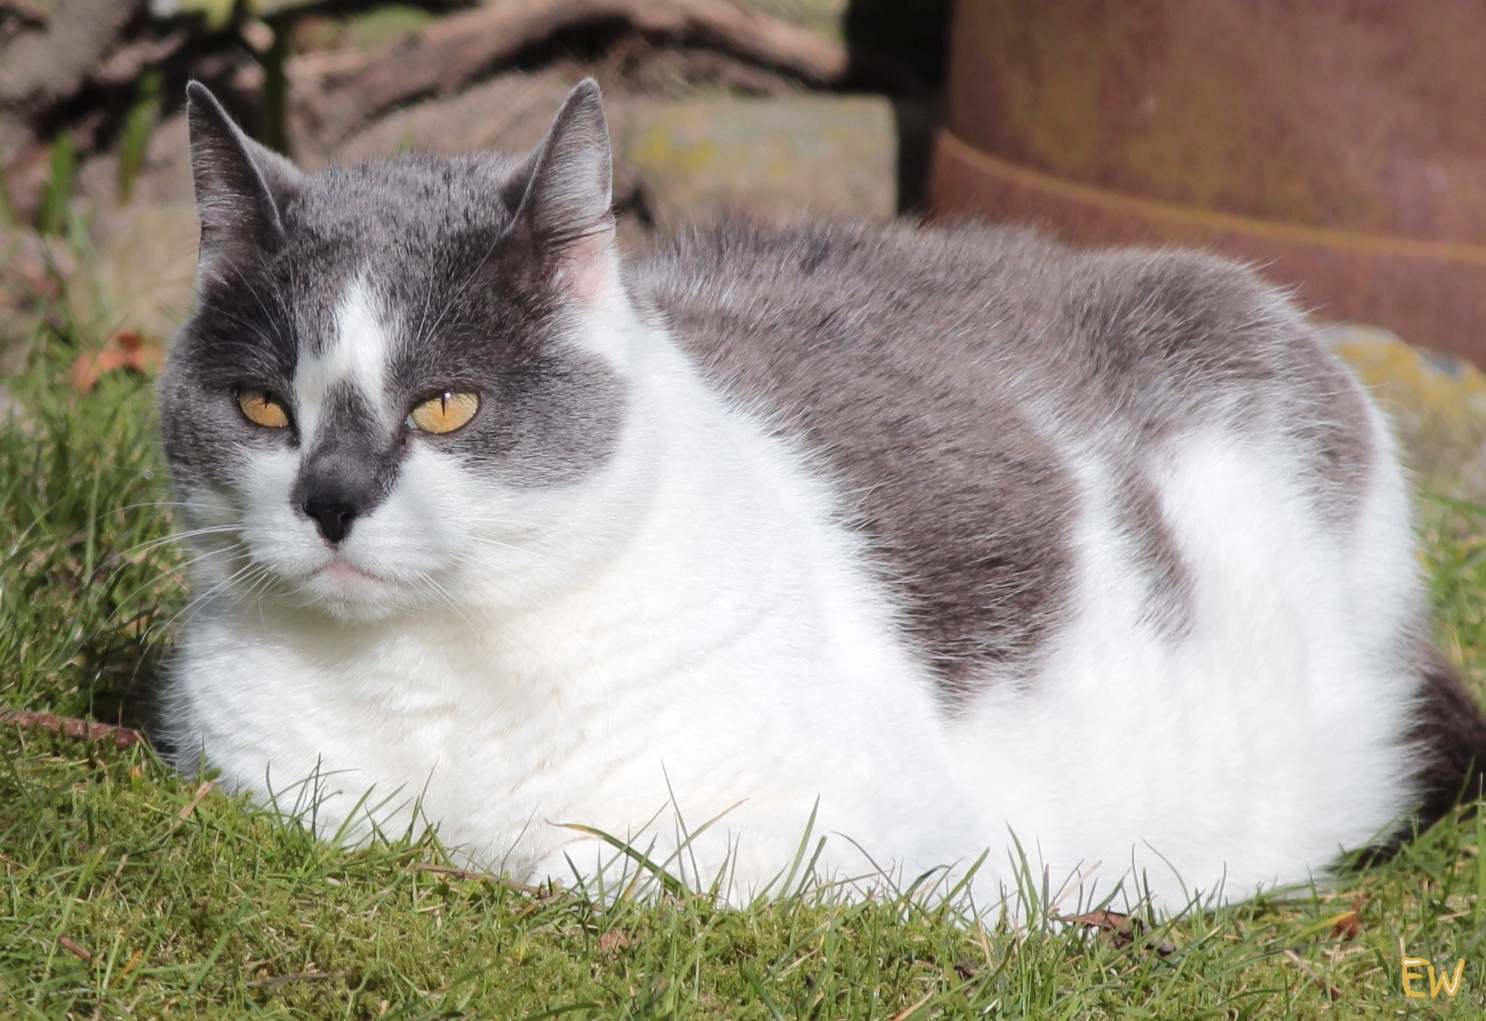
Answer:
929, 0, 1486, 363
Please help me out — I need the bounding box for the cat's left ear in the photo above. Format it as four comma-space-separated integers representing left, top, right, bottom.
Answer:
508, 79, 617, 303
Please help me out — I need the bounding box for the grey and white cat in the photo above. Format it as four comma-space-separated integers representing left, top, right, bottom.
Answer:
158, 79, 1486, 913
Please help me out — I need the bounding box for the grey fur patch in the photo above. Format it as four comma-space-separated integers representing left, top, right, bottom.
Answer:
635, 220, 1379, 702
1113, 473, 1194, 636
1060, 247, 1376, 530
636, 220, 1081, 700
1290, 343, 1376, 528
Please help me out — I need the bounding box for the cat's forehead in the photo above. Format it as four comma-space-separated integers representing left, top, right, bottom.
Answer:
252, 153, 555, 370
288, 152, 528, 243
252, 162, 483, 304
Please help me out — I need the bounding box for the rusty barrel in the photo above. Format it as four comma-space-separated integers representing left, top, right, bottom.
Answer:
929, 0, 1486, 364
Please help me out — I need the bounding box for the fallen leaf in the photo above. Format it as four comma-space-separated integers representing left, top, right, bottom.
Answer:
1329, 896, 1363, 941
118, 947, 144, 977
70, 328, 163, 390
1294, 894, 1365, 943
1054, 909, 1175, 956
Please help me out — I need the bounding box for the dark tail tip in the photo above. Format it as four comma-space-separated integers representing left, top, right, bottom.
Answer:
1407, 651, 1486, 831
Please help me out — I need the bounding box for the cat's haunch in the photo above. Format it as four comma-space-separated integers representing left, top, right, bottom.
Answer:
155, 79, 1486, 913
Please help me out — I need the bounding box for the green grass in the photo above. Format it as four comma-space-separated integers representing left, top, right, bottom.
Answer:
5, 312, 1486, 1018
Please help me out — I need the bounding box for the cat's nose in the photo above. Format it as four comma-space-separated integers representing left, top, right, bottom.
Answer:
302, 498, 358, 544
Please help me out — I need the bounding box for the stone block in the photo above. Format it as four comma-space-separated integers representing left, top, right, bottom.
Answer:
620, 94, 897, 224
1327, 323, 1486, 511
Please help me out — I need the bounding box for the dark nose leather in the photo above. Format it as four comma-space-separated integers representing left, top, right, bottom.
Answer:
290, 388, 390, 545
301, 497, 358, 544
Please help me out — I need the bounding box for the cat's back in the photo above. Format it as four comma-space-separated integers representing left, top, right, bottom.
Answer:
637, 218, 1366, 453
634, 219, 1380, 695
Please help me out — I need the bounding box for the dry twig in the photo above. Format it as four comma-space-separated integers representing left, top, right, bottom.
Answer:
886, 988, 935, 1021
1283, 948, 1341, 1000
177, 780, 214, 820
412, 861, 541, 895
0, 707, 146, 748
57, 935, 92, 962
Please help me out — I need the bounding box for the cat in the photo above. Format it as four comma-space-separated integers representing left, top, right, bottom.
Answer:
157, 78, 1486, 915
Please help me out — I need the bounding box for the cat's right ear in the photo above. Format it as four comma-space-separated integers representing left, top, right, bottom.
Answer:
185, 82, 305, 282
506, 79, 617, 304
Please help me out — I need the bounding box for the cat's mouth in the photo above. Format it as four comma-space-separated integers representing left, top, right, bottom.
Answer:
301, 555, 395, 607
286, 553, 418, 622
320, 557, 381, 583
316, 555, 386, 588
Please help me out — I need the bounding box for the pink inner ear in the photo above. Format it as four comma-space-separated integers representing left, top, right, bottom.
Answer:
557, 228, 618, 305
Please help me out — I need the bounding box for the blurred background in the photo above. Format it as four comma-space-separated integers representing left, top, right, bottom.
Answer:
4, 0, 1486, 501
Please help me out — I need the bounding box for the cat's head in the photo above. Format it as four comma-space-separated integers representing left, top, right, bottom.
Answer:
158, 80, 642, 622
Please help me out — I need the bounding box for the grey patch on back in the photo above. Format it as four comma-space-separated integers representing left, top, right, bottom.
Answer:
1062, 248, 1377, 531
1289, 345, 1377, 527
1112, 474, 1194, 636
634, 220, 1379, 703
636, 220, 1080, 701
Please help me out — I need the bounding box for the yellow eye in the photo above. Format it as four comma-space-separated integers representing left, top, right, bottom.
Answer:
407, 391, 479, 434
236, 388, 290, 428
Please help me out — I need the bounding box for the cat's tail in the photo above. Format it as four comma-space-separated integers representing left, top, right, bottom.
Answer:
1407, 647, 1486, 831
